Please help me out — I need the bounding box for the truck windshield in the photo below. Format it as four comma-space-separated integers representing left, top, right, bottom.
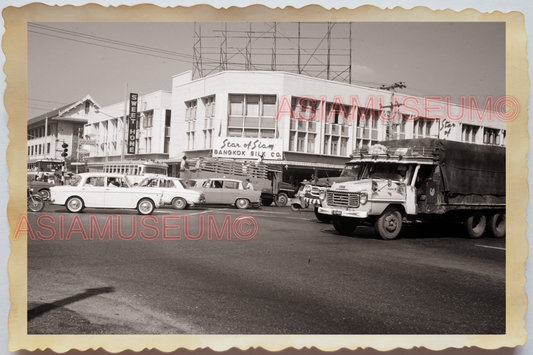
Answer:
361, 163, 413, 183
340, 164, 362, 179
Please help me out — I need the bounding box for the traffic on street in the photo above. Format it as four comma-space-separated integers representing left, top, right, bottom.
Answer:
27, 203, 506, 335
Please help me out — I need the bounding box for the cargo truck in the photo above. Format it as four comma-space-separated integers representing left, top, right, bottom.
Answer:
317, 138, 505, 240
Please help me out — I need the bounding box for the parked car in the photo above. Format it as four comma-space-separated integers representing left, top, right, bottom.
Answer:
138, 176, 205, 210
49, 173, 164, 215
192, 178, 261, 209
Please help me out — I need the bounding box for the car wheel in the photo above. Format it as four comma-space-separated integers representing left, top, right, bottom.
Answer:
172, 197, 187, 210
487, 212, 505, 238
235, 198, 250, 209
374, 207, 403, 240
314, 207, 332, 223
463, 211, 486, 239
66, 196, 84, 213
332, 216, 359, 236
39, 189, 51, 200
137, 198, 155, 215
275, 193, 288, 207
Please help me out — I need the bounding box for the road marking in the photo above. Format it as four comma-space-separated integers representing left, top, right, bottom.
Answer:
475, 245, 506, 251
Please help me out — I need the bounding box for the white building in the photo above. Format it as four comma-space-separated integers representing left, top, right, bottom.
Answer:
84, 90, 172, 166
27, 95, 101, 169
168, 70, 506, 182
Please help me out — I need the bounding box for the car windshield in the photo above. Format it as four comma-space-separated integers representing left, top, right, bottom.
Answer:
177, 180, 189, 189
139, 178, 159, 187
70, 175, 82, 186
340, 164, 362, 180
361, 163, 413, 183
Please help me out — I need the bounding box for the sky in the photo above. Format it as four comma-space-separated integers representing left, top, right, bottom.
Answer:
27, 21, 506, 119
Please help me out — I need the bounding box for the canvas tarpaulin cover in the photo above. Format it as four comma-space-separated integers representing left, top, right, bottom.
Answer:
381, 138, 505, 196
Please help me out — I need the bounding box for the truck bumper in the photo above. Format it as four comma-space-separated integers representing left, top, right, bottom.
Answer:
318, 207, 369, 219
290, 196, 321, 209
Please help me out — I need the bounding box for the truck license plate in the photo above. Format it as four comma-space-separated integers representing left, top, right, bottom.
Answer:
332, 210, 342, 215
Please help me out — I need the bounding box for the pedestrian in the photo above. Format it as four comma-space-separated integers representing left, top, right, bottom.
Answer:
180, 156, 190, 182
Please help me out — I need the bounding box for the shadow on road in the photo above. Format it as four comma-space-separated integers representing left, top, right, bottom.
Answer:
28, 286, 115, 321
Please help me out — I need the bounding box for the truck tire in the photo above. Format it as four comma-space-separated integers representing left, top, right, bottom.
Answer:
463, 212, 486, 239
275, 193, 288, 207
262, 198, 273, 206
487, 212, 505, 238
332, 216, 359, 236
374, 207, 403, 240
314, 207, 332, 223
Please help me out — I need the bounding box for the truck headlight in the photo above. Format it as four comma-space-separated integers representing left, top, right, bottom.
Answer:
360, 192, 368, 205
319, 189, 326, 201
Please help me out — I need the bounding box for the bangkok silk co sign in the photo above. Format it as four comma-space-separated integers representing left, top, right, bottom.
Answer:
212, 137, 283, 160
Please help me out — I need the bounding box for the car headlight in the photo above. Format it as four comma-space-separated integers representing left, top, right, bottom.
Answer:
304, 185, 311, 193
319, 189, 326, 201
360, 192, 368, 205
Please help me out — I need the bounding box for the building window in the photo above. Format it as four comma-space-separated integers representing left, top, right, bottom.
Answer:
462, 124, 479, 143
355, 107, 379, 147
143, 110, 154, 128
28, 146, 30, 156
145, 137, 152, 153
484, 127, 504, 145
85, 101, 90, 114
228, 94, 277, 138
47, 143, 50, 154
203, 96, 215, 149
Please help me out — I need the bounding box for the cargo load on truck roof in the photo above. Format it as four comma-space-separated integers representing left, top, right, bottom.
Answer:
379, 138, 505, 196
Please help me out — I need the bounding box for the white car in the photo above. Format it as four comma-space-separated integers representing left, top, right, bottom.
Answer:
49, 173, 164, 215
138, 176, 205, 210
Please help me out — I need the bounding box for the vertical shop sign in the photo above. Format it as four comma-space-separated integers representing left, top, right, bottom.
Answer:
127, 93, 138, 154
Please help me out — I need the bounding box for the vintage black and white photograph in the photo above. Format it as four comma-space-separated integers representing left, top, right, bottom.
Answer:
23, 19, 509, 338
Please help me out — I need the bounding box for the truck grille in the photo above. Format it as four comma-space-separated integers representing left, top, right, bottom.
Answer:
327, 191, 360, 208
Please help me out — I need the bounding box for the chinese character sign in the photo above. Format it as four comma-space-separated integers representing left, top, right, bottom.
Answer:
127, 93, 138, 154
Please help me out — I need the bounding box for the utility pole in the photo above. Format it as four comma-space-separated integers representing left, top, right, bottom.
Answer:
121, 83, 128, 161
380, 82, 406, 140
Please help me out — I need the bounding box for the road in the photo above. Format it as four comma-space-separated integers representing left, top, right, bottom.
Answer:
26, 204, 506, 334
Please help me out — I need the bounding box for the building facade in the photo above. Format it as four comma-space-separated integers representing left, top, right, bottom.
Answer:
168, 70, 506, 182
27, 95, 101, 169
83, 90, 172, 165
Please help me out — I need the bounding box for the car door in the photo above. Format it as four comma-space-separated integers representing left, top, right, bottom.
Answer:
202, 179, 223, 204
221, 180, 240, 204
79, 176, 107, 207
104, 177, 133, 208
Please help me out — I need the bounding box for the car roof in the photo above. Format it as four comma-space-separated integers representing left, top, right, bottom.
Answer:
77, 173, 129, 178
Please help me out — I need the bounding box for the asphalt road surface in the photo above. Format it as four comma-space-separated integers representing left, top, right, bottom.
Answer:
27, 204, 506, 334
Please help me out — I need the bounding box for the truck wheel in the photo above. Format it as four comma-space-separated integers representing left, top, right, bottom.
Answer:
314, 207, 332, 223
332, 216, 359, 236
463, 212, 486, 239
487, 212, 505, 238
262, 198, 273, 206
374, 207, 403, 240
275, 193, 288, 207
